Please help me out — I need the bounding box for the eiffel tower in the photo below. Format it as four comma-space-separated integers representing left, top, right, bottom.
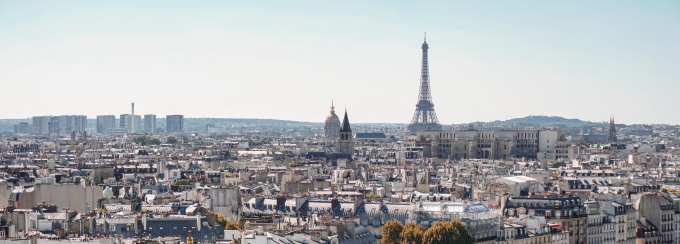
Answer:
408, 35, 442, 134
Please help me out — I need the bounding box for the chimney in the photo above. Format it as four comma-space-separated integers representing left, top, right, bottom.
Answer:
331, 199, 340, 216
345, 220, 355, 237
131, 102, 135, 133
500, 194, 508, 211
276, 195, 286, 211
336, 224, 346, 240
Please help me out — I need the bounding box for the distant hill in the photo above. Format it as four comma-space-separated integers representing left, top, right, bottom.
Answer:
0, 115, 608, 133
184, 118, 321, 129
474, 116, 604, 127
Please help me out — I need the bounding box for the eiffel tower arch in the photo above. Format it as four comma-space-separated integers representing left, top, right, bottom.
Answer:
408, 35, 442, 134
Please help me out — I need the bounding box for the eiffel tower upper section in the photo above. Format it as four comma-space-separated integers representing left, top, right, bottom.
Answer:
408, 35, 442, 134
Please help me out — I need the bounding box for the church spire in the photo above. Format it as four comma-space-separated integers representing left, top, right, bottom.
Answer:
608, 116, 617, 143
340, 110, 352, 133
337, 109, 354, 155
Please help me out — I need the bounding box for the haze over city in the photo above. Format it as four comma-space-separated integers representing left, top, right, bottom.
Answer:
4, 2, 680, 244
1, 1, 678, 125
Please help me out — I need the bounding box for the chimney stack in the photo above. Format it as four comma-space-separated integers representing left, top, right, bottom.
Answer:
131, 102, 135, 133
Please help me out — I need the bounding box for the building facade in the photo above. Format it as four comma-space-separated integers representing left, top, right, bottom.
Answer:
120, 114, 141, 133
96, 115, 116, 134
31, 115, 87, 135
166, 115, 184, 133
411, 201, 498, 243
58, 115, 88, 133
504, 196, 587, 244
413, 129, 570, 160
144, 114, 157, 134
13, 122, 30, 134
31, 116, 50, 135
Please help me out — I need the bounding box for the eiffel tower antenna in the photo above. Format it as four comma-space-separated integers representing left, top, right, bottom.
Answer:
408, 35, 442, 133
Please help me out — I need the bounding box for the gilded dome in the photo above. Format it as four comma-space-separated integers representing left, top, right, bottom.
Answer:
324, 102, 341, 139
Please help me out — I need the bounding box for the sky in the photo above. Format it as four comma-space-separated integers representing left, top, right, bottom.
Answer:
0, 1, 678, 125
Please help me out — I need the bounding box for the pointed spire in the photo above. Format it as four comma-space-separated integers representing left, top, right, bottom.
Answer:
340, 109, 352, 133
421, 33, 429, 51
330, 100, 335, 114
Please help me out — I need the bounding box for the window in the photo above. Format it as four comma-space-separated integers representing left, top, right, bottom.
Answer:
518, 208, 526, 215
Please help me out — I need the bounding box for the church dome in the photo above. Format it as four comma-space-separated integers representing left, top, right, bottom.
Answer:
324, 102, 341, 139
325, 111, 340, 122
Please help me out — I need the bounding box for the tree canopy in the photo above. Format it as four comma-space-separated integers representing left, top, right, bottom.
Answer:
212, 212, 242, 230
381, 220, 403, 244
132, 135, 161, 146
67, 145, 84, 151
166, 136, 179, 144
172, 179, 192, 186
400, 222, 424, 244
422, 220, 473, 244
381, 220, 472, 244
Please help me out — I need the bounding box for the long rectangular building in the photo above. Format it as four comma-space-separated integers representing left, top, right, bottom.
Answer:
31, 115, 87, 135
411, 129, 572, 160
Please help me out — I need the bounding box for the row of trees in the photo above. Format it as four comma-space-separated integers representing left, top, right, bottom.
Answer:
132, 135, 179, 145
381, 219, 473, 244
132, 135, 162, 145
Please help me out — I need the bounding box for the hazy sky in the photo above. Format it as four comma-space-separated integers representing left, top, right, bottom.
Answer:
1, 1, 678, 124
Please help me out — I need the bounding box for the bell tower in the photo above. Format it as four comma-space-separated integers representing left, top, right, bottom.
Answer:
608, 116, 617, 142
336, 109, 354, 155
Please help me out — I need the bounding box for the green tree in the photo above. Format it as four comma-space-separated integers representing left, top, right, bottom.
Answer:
172, 179, 192, 186
133, 136, 161, 146
422, 220, 473, 244
381, 220, 403, 244
399, 222, 424, 244
68, 145, 83, 151
225, 218, 242, 230
133, 136, 146, 145
552, 161, 566, 168
366, 193, 379, 200
213, 212, 242, 230
166, 136, 179, 144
